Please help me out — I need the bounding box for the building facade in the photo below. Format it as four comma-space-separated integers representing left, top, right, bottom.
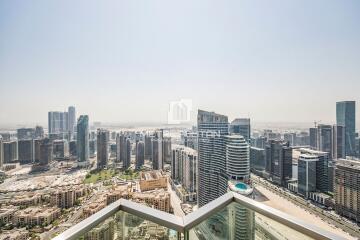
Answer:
229, 118, 251, 141
317, 124, 333, 157
336, 101, 356, 156
265, 140, 292, 186
225, 135, 250, 181
135, 141, 145, 170
298, 154, 318, 198
68, 106, 76, 138
77, 115, 89, 167
172, 145, 197, 197
197, 110, 229, 207
335, 159, 360, 223
332, 125, 345, 159
18, 140, 34, 164
97, 129, 109, 169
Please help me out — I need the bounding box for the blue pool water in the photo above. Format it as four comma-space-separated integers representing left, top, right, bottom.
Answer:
235, 182, 248, 190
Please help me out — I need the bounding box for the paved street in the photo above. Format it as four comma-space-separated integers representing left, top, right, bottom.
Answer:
251, 174, 360, 239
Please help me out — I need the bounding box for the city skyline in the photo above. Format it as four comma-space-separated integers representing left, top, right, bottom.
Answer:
1, 1, 360, 125
1, 1, 360, 239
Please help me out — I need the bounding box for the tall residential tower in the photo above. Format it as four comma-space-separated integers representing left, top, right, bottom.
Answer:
197, 110, 229, 207
77, 115, 89, 167
336, 101, 356, 156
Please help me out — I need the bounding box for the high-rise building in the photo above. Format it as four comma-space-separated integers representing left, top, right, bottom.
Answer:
298, 154, 318, 198
0, 136, 3, 168
0, 132, 12, 142
48, 111, 61, 134
283, 133, 296, 146
49, 110, 71, 134
118, 134, 131, 169
229, 118, 251, 141
335, 159, 360, 223
34, 139, 41, 163
356, 137, 360, 158
265, 140, 292, 186
309, 127, 318, 149
181, 130, 198, 150
97, 129, 109, 169
69, 140, 77, 157
77, 115, 89, 167
89, 139, 96, 158
197, 110, 229, 207
253, 136, 267, 149
3, 141, 17, 163
152, 138, 163, 170
250, 147, 266, 172
17, 128, 34, 140
18, 139, 34, 164
39, 138, 53, 165
225, 135, 250, 181
144, 134, 153, 160
53, 140, 69, 160
115, 134, 121, 163
125, 138, 131, 169
172, 145, 197, 200
336, 101, 356, 156
68, 106, 76, 137
317, 124, 333, 157
135, 141, 145, 169
296, 148, 330, 193
34, 126, 44, 139
163, 137, 172, 164
332, 125, 345, 159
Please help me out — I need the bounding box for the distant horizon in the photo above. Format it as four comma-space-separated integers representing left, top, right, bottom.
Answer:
1, 119, 360, 132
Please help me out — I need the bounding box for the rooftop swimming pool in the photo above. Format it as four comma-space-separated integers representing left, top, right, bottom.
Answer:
228, 181, 253, 196
235, 182, 248, 190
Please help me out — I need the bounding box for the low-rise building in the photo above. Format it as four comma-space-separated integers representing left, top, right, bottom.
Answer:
0, 228, 29, 240
10, 194, 44, 207
105, 185, 131, 205
139, 171, 167, 192
51, 186, 86, 208
105, 185, 172, 213
0, 206, 18, 225
83, 197, 107, 219
13, 206, 60, 227
132, 189, 172, 213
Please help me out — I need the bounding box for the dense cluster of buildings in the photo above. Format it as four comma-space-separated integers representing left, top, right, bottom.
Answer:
249, 101, 360, 224
0, 106, 76, 170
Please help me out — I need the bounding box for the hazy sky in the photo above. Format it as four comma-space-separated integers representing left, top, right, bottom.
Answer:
1, 0, 360, 126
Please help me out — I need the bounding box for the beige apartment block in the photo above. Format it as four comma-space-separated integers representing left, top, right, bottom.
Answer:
0, 206, 18, 225
83, 197, 107, 219
10, 194, 44, 207
139, 170, 168, 192
13, 206, 60, 227
51, 186, 86, 208
132, 189, 172, 213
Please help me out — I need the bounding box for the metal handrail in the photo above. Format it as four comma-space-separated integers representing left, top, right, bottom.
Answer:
53, 192, 347, 240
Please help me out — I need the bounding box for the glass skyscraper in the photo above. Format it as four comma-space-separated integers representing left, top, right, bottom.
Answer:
77, 115, 89, 167
229, 118, 251, 142
68, 106, 76, 138
197, 109, 229, 207
336, 101, 356, 156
